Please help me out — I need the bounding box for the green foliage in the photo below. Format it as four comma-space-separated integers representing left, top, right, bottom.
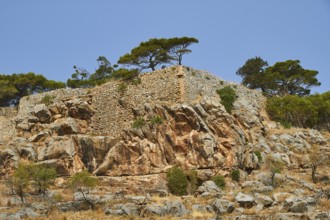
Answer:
166, 166, 188, 196
117, 82, 128, 93
8, 163, 57, 201
29, 164, 57, 194
67, 56, 117, 88
68, 170, 98, 210
0, 72, 65, 107
237, 58, 320, 96
68, 170, 98, 195
165, 37, 199, 65
231, 170, 240, 182
41, 94, 55, 106
132, 118, 145, 129
150, 115, 164, 125
118, 37, 199, 70
265, 156, 284, 187
52, 193, 63, 202
90, 56, 114, 81
254, 151, 262, 162
236, 56, 268, 91
216, 86, 237, 113
118, 38, 170, 71
112, 68, 140, 81
266, 95, 319, 128
10, 163, 31, 203
211, 175, 226, 189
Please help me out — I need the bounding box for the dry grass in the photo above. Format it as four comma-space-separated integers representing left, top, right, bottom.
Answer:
242, 208, 258, 215
191, 210, 213, 219
316, 198, 330, 211
28, 210, 185, 220
266, 127, 304, 137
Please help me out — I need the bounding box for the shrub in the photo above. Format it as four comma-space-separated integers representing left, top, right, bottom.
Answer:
132, 118, 145, 129
216, 86, 236, 113
265, 156, 284, 188
41, 94, 55, 106
29, 164, 57, 194
112, 68, 140, 81
52, 193, 63, 202
117, 82, 127, 93
231, 170, 240, 182
166, 166, 188, 196
266, 95, 318, 128
68, 170, 98, 210
150, 115, 164, 125
10, 163, 30, 203
211, 175, 226, 189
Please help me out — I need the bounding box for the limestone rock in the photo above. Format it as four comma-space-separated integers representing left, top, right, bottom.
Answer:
197, 181, 221, 195
212, 199, 235, 214
33, 104, 51, 123
235, 192, 255, 208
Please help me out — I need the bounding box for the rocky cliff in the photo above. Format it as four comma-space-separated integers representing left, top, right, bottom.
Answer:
0, 66, 329, 219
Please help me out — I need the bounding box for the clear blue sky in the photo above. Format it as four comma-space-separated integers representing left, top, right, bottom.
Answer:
1, 0, 329, 93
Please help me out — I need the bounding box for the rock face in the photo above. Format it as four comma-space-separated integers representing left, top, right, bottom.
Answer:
0, 66, 329, 219
0, 66, 329, 178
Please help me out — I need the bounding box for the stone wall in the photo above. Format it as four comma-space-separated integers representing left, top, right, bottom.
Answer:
90, 66, 181, 137
89, 66, 266, 138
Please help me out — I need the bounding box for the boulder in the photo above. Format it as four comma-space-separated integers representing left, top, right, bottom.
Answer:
212, 199, 235, 214
33, 104, 51, 123
51, 117, 79, 135
126, 195, 148, 205
235, 192, 255, 208
255, 193, 273, 207
197, 181, 221, 195
141, 203, 166, 216
105, 203, 140, 216
164, 200, 189, 216
273, 192, 293, 203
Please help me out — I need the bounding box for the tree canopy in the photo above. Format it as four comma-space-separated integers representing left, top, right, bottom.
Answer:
266, 91, 330, 130
67, 56, 117, 88
118, 37, 199, 71
0, 72, 65, 107
166, 37, 199, 65
237, 58, 320, 96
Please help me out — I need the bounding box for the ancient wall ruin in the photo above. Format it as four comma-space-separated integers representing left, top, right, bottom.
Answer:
90, 66, 182, 137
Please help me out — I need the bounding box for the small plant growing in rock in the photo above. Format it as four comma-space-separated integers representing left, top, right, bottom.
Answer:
211, 175, 226, 189
166, 166, 188, 196
132, 118, 145, 129
216, 86, 236, 114
254, 151, 262, 163
117, 82, 127, 93
41, 94, 55, 106
150, 115, 164, 125
52, 193, 64, 202
265, 156, 284, 188
231, 170, 240, 182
